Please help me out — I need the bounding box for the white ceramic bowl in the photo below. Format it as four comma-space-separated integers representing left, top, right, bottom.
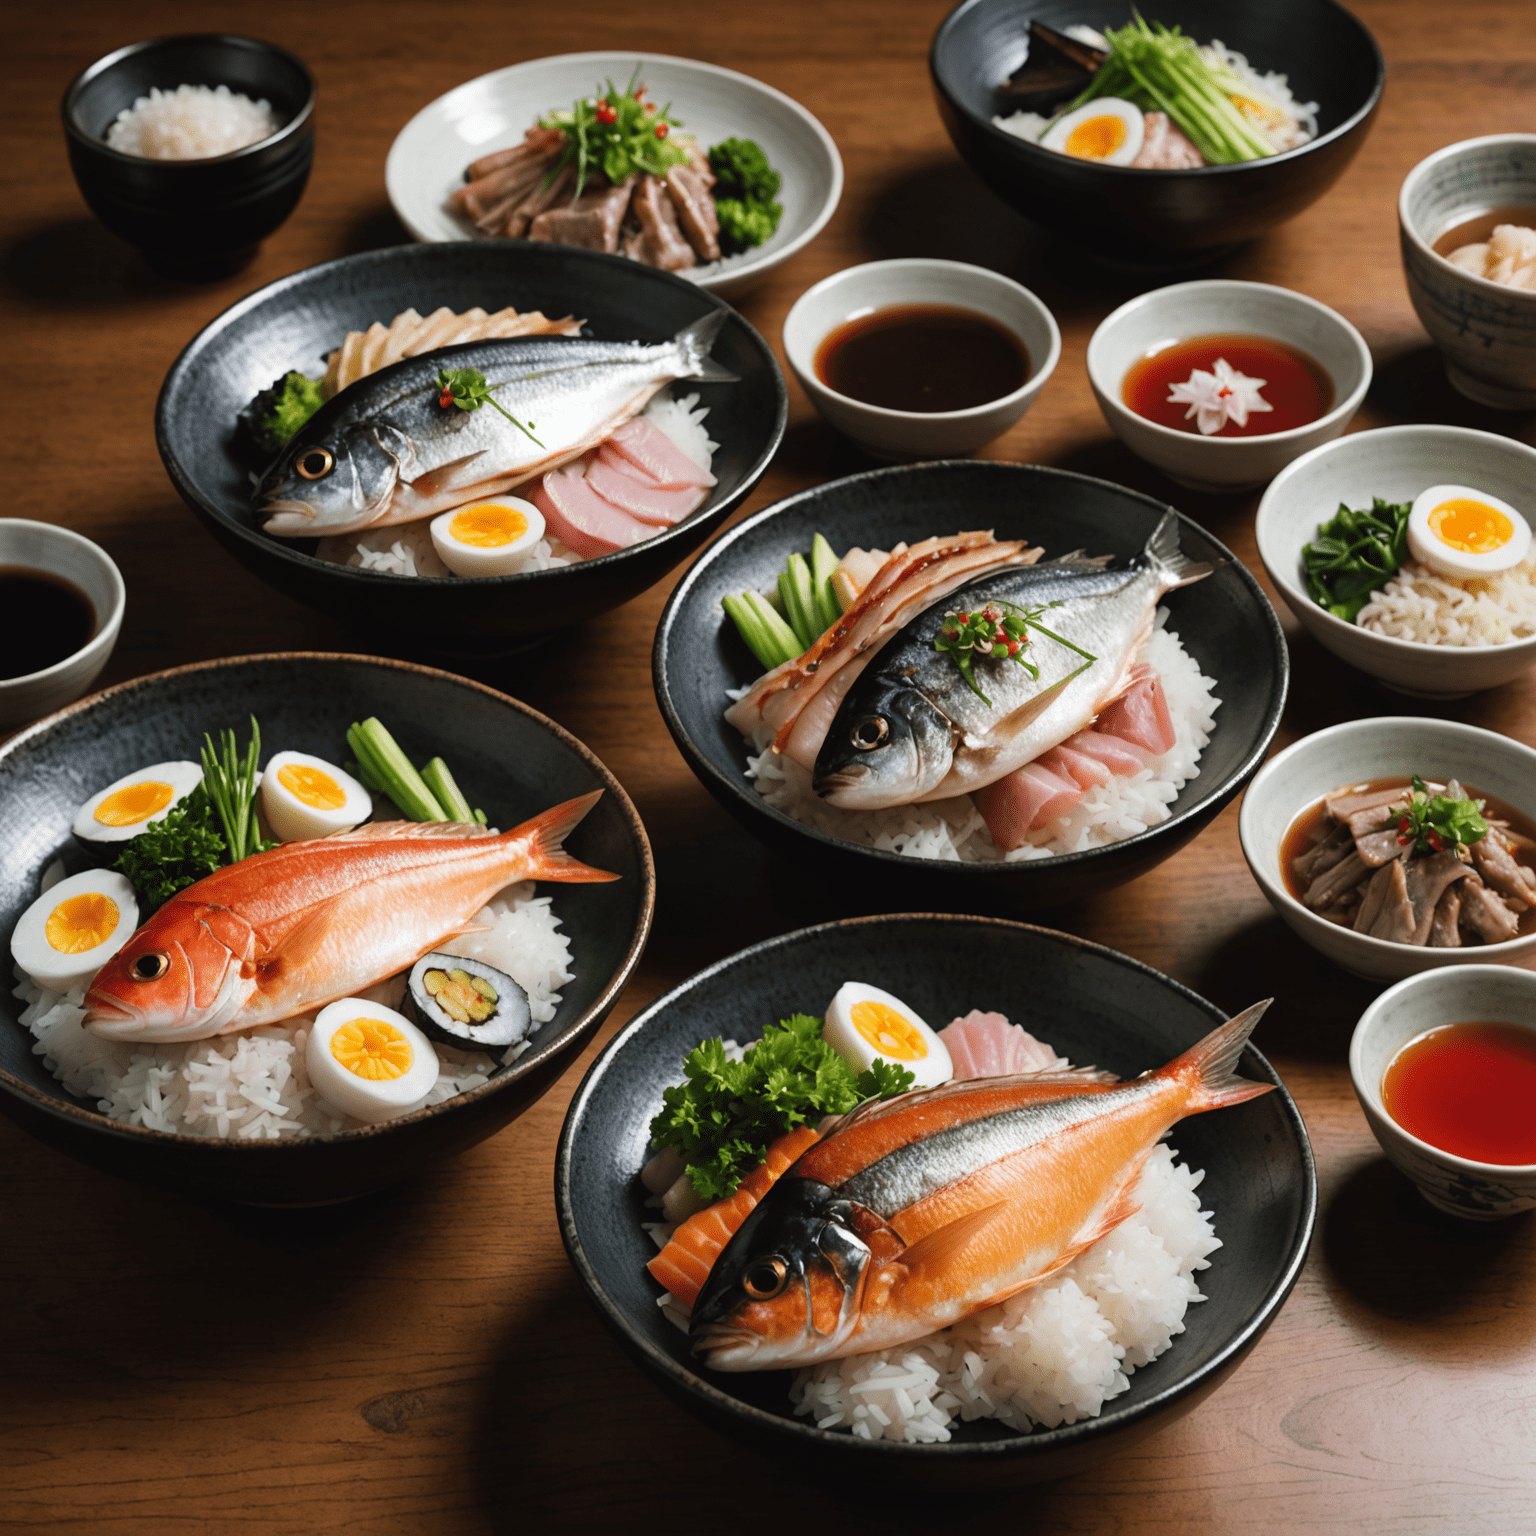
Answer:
386, 52, 842, 301
781, 259, 1061, 459
1255, 424, 1536, 698
1350, 966, 1536, 1220
1399, 134, 1536, 411
1238, 715, 1536, 983
0, 520, 124, 727
1086, 280, 1372, 493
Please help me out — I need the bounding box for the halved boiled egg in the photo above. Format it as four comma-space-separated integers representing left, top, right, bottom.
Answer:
1407, 484, 1532, 581
11, 869, 139, 992
306, 998, 440, 1123
1041, 97, 1145, 166
72, 761, 204, 847
429, 496, 545, 577
260, 751, 371, 841
823, 981, 953, 1089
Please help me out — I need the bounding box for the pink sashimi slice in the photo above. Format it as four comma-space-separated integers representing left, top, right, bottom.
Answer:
939, 1010, 1068, 1078
974, 762, 1086, 850
609, 417, 716, 489
529, 463, 658, 559
1060, 729, 1147, 777
1094, 672, 1177, 756
584, 454, 707, 526
597, 442, 662, 484
1046, 742, 1112, 791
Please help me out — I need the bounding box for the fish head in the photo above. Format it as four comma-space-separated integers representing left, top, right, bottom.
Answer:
255, 421, 416, 537
690, 1179, 880, 1371
82, 902, 256, 1042
812, 676, 955, 809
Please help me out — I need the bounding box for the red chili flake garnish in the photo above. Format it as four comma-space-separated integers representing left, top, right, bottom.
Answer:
595, 101, 617, 125
438, 390, 453, 408
1006, 639, 1020, 657
957, 613, 970, 625
655, 122, 669, 139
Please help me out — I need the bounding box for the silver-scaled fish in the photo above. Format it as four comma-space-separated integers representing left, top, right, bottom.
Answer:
812, 511, 1215, 808
255, 312, 734, 537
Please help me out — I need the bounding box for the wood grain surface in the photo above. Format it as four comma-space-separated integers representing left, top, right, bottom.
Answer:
3, 2, 1534, 1531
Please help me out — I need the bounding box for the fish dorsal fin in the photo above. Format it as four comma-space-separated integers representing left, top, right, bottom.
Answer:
323, 820, 492, 843
897, 1201, 1013, 1284
986, 1065, 1122, 1086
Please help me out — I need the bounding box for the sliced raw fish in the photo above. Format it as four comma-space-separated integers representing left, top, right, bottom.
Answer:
584, 454, 706, 526
1059, 729, 1146, 777
609, 416, 716, 488
939, 1011, 1069, 1078
1046, 742, 1112, 790
1094, 671, 1177, 755
974, 761, 1085, 850
530, 464, 656, 559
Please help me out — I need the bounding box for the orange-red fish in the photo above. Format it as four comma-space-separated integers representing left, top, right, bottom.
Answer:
690, 1002, 1273, 1371
82, 793, 615, 1042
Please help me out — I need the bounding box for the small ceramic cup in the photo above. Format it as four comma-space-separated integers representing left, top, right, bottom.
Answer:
781, 258, 1061, 459
1086, 279, 1372, 493
0, 520, 125, 726
1399, 134, 1536, 411
1350, 965, 1536, 1220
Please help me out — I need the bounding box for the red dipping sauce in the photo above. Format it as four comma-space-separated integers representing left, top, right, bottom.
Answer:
1381, 1022, 1536, 1165
1121, 332, 1334, 438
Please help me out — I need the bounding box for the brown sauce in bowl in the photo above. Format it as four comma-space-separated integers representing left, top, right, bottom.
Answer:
0, 567, 97, 680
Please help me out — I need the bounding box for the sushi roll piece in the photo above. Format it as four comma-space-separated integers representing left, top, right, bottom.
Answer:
405, 952, 531, 1051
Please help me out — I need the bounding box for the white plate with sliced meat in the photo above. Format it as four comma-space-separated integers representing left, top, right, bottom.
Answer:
386, 52, 843, 300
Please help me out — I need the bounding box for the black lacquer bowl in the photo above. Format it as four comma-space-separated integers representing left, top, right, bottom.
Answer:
0, 654, 653, 1206
930, 0, 1383, 265
653, 460, 1287, 914
556, 914, 1315, 1487
156, 243, 786, 649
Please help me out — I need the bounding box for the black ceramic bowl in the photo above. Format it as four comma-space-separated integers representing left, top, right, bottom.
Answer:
930, 0, 1384, 265
653, 460, 1287, 914
556, 914, 1315, 1487
0, 653, 653, 1206
63, 34, 316, 280
156, 243, 786, 649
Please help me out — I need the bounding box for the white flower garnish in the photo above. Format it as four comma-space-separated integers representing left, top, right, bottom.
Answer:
1166, 357, 1273, 435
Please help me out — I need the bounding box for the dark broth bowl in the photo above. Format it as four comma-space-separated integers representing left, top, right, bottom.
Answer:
155, 243, 786, 650
930, 0, 1384, 265
0, 653, 654, 1206
652, 460, 1287, 914
556, 914, 1315, 1487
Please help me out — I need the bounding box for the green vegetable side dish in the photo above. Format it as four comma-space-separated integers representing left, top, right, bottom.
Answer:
1397, 775, 1490, 857
346, 717, 487, 825
1302, 497, 1411, 623
722, 533, 846, 670
201, 717, 277, 865
540, 70, 688, 198
261, 372, 325, 447
708, 136, 784, 255
649, 1014, 915, 1201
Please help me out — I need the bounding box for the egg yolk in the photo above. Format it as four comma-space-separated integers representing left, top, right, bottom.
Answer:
44, 893, 119, 954
330, 1018, 413, 1080
94, 781, 174, 827
277, 762, 346, 810
1065, 115, 1127, 161
449, 504, 528, 549
850, 1000, 929, 1062
1428, 499, 1514, 554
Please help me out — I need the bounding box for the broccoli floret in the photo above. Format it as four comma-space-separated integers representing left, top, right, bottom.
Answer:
708, 136, 782, 205
715, 197, 782, 254
262, 371, 325, 445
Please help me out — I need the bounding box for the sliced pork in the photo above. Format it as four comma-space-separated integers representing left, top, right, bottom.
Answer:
627, 174, 697, 271
528, 175, 637, 252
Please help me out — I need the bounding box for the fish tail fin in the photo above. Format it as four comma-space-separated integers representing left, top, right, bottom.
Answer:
674, 309, 738, 383
1145, 508, 1219, 589
511, 791, 620, 883
1169, 999, 1276, 1110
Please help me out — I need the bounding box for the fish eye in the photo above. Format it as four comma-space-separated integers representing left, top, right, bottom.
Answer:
296, 447, 335, 481
850, 717, 889, 752
742, 1256, 788, 1301
130, 951, 171, 981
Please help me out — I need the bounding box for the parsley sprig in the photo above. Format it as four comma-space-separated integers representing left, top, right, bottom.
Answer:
1395, 775, 1489, 857
435, 367, 543, 447
540, 68, 687, 198
935, 600, 1097, 706
112, 785, 227, 911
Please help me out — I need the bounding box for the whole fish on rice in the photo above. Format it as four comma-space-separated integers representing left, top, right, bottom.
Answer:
812, 511, 1214, 808
690, 1002, 1273, 1371
255, 312, 735, 538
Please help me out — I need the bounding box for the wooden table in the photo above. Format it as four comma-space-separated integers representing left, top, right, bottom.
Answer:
5, 2, 1534, 1530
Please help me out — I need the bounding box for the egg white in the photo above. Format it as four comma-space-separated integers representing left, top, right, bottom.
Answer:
306, 998, 440, 1124
1041, 98, 1146, 166
823, 981, 953, 1089
430, 496, 546, 578
71, 761, 204, 845
1406, 484, 1532, 581
10, 869, 139, 992
261, 752, 372, 841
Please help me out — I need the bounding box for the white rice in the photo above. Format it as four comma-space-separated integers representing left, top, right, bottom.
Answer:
1356, 551, 1536, 647
313, 388, 716, 579
738, 612, 1220, 862
12, 880, 573, 1140
105, 84, 278, 161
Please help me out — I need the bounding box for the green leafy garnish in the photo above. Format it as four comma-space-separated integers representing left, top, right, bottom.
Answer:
708, 137, 783, 254
935, 600, 1096, 706
111, 784, 228, 911
201, 718, 277, 865
540, 68, 687, 198
262, 372, 325, 446
1302, 498, 1412, 623
649, 1013, 915, 1201
434, 367, 543, 447
1394, 775, 1489, 857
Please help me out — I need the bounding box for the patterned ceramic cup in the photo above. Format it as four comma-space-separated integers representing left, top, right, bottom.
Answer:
1399, 134, 1536, 410
1350, 965, 1536, 1221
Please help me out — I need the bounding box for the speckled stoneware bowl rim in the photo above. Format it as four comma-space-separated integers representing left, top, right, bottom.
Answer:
1349, 964, 1536, 1176
0, 519, 125, 688
555, 911, 1317, 1463
61, 33, 317, 169
1398, 133, 1536, 308
154, 243, 787, 594
1238, 715, 1536, 963
929, 0, 1385, 178
652, 459, 1288, 879
1254, 424, 1536, 662
1086, 280, 1373, 452
0, 650, 655, 1154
